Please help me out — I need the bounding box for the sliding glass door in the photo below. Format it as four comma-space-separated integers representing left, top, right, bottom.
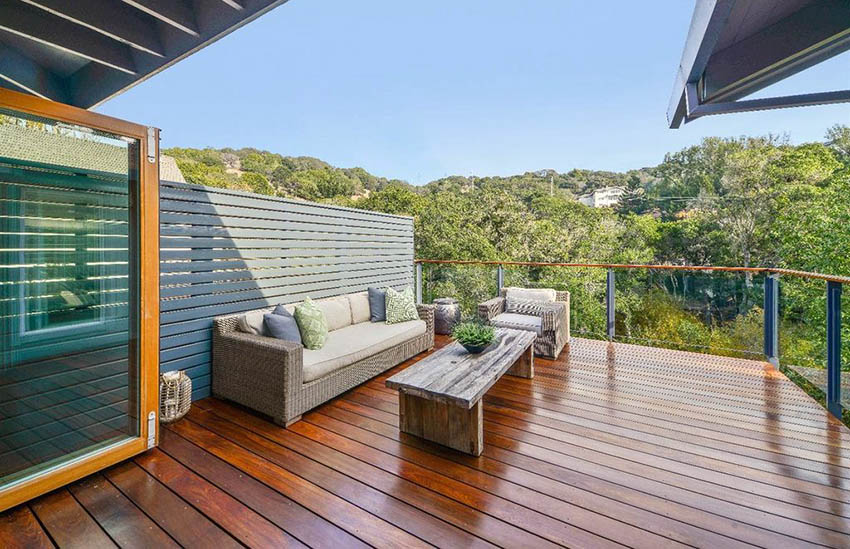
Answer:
0, 89, 158, 511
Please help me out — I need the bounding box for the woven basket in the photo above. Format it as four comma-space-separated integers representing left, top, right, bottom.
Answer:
159, 371, 192, 424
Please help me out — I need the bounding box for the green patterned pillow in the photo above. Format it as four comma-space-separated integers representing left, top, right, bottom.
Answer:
294, 297, 328, 349
385, 287, 419, 324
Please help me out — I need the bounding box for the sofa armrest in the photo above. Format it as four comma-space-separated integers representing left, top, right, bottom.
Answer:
212, 330, 304, 420
479, 297, 505, 322
416, 304, 436, 349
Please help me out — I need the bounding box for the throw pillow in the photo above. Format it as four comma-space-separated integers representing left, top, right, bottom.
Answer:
237, 311, 266, 335
263, 313, 302, 343
368, 287, 387, 322
348, 292, 371, 324
504, 287, 556, 302
385, 287, 419, 324
272, 303, 294, 317
505, 298, 547, 317
294, 297, 328, 350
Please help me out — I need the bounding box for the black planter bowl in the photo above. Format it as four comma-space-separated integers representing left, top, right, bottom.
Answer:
460, 341, 491, 354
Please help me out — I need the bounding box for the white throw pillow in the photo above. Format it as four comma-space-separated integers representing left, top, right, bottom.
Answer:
315, 296, 353, 332
504, 287, 556, 302
237, 311, 266, 335
347, 292, 371, 324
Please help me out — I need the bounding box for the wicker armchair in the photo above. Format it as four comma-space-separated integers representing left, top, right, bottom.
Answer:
478, 288, 569, 358
212, 303, 434, 427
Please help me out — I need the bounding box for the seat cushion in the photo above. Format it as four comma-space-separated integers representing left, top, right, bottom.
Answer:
348, 291, 371, 324
504, 287, 556, 302
490, 312, 543, 335
315, 296, 352, 332
302, 319, 426, 383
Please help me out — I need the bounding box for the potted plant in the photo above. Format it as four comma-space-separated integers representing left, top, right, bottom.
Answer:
452, 321, 495, 354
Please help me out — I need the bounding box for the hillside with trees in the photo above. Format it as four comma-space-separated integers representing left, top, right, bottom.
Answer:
165, 125, 850, 388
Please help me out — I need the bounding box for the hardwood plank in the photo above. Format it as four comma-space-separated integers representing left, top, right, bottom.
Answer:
134, 448, 305, 548
103, 461, 241, 549
322, 395, 845, 547
0, 505, 54, 549
67, 474, 179, 549
30, 489, 116, 549
186, 406, 516, 548
342, 384, 850, 536
196, 400, 621, 549
158, 428, 362, 549
166, 416, 430, 548
357, 381, 850, 511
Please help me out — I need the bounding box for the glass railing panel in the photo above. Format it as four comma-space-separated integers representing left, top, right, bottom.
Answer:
778, 276, 828, 395
422, 262, 497, 319
615, 269, 765, 358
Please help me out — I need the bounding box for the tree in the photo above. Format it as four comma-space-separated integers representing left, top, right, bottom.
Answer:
241, 172, 274, 195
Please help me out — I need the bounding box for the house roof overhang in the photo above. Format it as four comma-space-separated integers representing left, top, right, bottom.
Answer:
668, 0, 850, 128
0, 0, 288, 109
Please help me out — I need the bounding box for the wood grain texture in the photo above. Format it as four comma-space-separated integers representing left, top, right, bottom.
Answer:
386, 328, 536, 407
3, 335, 850, 548
400, 392, 484, 455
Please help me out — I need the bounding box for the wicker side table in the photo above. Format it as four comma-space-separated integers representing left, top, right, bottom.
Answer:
433, 298, 461, 335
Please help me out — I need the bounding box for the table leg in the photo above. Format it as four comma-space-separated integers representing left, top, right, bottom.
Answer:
398, 392, 483, 456
507, 344, 534, 378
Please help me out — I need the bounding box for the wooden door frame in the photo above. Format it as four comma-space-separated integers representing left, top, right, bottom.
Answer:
0, 88, 160, 511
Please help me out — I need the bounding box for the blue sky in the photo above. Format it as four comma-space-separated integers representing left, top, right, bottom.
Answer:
96, 0, 850, 184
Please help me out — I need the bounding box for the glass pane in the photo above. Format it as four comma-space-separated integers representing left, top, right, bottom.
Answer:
0, 109, 140, 486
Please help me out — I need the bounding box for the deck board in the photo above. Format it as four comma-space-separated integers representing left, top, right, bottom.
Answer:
2, 336, 850, 548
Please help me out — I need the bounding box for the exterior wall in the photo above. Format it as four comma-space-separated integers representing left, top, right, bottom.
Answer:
158, 180, 415, 400
578, 186, 625, 208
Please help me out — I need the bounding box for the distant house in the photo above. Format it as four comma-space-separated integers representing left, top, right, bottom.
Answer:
578, 186, 625, 208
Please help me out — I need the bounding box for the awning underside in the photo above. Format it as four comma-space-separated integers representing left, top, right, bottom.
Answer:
668, 0, 850, 128
0, 0, 287, 109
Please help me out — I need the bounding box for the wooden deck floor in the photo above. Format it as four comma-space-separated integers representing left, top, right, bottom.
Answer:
3, 336, 850, 548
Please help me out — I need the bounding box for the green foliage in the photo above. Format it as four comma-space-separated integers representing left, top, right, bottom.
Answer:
452, 321, 495, 347
164, 125, 850, 383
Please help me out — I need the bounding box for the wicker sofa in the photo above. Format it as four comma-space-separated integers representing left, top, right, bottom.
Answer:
478, 287, 570, 358
212, 292, 435, 427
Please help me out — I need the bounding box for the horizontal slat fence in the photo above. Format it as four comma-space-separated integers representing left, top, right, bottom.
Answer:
158, 180, 415, 400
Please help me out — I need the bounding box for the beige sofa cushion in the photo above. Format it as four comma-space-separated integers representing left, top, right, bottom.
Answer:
237, 311, 266, 335
504, 287, 556, 302
302, 319, 426, 383
490, 312, 543, 335
315, 296, 352, 332
348, 291, 371, 324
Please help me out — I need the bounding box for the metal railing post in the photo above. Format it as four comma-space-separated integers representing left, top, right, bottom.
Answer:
764, 274, 779, 365
606, 268, 615, 341
415, 262, 423, 304
827, 281, 842, 419
497, 264, 504, 292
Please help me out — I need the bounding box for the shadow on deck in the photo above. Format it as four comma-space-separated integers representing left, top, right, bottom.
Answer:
3, 336, 850, 548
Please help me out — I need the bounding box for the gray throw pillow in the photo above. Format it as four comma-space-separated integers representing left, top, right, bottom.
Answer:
368, 287, 387, 322
272, 304, 293, 317
264, 312, 302, 343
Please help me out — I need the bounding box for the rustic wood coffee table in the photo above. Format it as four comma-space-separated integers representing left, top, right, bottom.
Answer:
385, 328, 536, 456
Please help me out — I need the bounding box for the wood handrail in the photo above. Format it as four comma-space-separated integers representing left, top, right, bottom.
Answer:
413, 259, 850, 284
